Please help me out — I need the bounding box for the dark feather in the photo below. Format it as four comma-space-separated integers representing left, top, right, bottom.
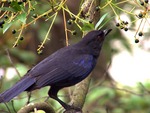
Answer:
0, 76, 35, 102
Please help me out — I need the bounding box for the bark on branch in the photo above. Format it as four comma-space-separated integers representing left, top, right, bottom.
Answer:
18, 102, 55, 113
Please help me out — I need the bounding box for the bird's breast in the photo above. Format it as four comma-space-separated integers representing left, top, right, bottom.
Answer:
73, 56, 95, 69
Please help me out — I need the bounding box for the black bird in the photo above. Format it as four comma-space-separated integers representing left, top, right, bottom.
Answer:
0, 29, 111, 110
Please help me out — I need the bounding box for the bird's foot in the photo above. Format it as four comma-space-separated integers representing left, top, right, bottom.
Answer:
44, 96, 49, 102
64, 105, 82, 113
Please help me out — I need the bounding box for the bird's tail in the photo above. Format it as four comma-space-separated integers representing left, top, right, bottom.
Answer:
0, 76, 35, 103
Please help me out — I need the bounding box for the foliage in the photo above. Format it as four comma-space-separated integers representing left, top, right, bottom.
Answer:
0, 0, 150, 113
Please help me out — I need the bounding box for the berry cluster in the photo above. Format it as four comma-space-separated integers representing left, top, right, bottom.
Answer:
67, 16, 77, 36
140, 0, 149, 6
0, 20, 5, 28
115, 0, 149, 43
137, 0, 149, 19
134, 0, 149, 43
0, 0, 39, 48
7, 0, 27, 4
116, 20, 129, 31
134, 31, 144, 43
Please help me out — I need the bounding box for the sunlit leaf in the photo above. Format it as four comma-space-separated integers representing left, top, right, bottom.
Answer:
10, 1, 22, 11
95, 13, 108, 30
0, 7, 16, 12
98, 16, 115, 30
17, 13, 27, 23
3, 22, 13, 34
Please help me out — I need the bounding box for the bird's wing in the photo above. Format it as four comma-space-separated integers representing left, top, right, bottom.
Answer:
32, 54, 95, 88
67, 54, 95, 77
27, 47, 71, 77
26, 57, 66, 88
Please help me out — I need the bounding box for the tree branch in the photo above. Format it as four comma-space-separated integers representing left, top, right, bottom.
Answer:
17, 102, 55, 113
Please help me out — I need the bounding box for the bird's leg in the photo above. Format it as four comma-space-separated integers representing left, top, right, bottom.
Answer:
26, 92, 31, 104
48, 87, 81, 111
48, 87, 71, 110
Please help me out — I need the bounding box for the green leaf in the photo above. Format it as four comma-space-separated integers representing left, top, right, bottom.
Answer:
0, 2, 25, 12
0, 7, 16, 12
10, 1, 22, 11
98, 16, 115, 30
95, 13, 108, 30
82, 23, 94, 31
17, 13, 27, 23
2, 13, 26, 33
3, 22, 13, 34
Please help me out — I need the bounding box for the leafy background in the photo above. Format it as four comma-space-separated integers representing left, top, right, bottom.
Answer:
0, 0, 150, 113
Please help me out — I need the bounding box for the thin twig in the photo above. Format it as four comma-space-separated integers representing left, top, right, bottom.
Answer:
106, 85, 143, 96
6, 49, 21, 78
139, 82, 150, 94
11, 101, 17, 113
3, 102, 11, 113
105, 106, 109, 113
62, 8, 69, 46
89, 60, 112, 92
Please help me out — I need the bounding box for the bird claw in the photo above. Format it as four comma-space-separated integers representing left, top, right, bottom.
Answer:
64, 105, 82, 113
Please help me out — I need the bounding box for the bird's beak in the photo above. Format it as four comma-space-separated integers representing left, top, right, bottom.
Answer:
103, 29, 112, 36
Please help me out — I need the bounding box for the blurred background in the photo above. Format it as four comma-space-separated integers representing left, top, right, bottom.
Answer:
0, 0, 150, 113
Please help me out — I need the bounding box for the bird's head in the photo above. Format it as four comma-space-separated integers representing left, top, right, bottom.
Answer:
81, 29, 112, 45
76, 29, 112, 57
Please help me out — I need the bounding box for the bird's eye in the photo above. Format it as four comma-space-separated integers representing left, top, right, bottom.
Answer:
98, 36, 101, 38
97, 36, 102, 40
99, 31, 105, 36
